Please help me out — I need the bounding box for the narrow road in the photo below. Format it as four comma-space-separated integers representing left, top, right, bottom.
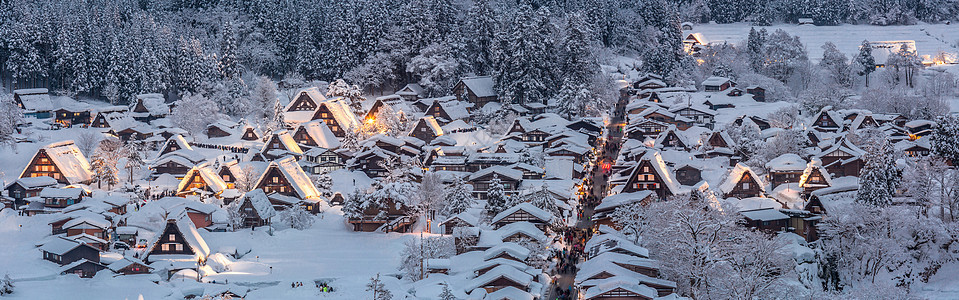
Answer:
545, 90, 630, 300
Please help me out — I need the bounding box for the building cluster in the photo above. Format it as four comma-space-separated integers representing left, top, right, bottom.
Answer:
599, 72, 942, 245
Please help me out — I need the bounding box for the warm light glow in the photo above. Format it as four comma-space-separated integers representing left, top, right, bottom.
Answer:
366, 117, 375, 124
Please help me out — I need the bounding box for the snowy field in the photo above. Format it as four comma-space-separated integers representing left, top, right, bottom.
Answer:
692, 23, 959, 62
0, 207, 417, 299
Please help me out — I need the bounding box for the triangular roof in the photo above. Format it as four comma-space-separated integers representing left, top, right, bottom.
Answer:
719, 163, 765, 194
491, 203, 553, 224
297, 120, 341, 149
457, 76, 496, 98
146, 217, 211, 261
177, 164, 229, 195
798, 157, 833, 188
261, 130, 304, 155
627, 152, 680, 195
20, 141, 93, 185
240, 189, 276, 220
253, 156, 320, 199
284, 87, 326, 112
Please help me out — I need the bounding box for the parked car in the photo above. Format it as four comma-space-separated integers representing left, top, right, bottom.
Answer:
136, 238, 148, 248
114, 241, 130, 250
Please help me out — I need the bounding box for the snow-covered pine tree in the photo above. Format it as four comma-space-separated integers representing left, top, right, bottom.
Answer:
278, 207, 314, 230
464, 0, 498, 76
484, 175, 508, 218
494, 6, 555, 105
853, 40, 876, 87
311, 173, 334, 198
931, 114, 959, 165
407, 42, 464, 97
856, 131, 899, 207
746, 27, 766, 72
443, 176, 475, 216
528, 185, 563, 225
0, 95, 23, 150
342, 189, 369, 220
820, 42, 852, 87
0, 274, 13, 295
219, 22, 239, 80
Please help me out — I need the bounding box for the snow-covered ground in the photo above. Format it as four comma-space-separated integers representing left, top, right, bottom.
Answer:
691, 23, 959, 62
0, 206, 416, 299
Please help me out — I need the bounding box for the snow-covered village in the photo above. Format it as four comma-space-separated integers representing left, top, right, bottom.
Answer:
1, 0, 959, 299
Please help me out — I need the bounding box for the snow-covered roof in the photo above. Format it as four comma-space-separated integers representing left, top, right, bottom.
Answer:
595, 190, 656, 212
469, 166, 524, 182
702, 76, 733, 87
242, 189, 276, 220
177, 164, 229, 194
740, 208, 789, 221
583, 278, 658, 300
585, 233, 650, 259
10, 176, 58, 189
483, 242, 531, 261
284, 87, 326, 111
633, 151, 681, 195
107, 257, 152, 272
39, 237, 95, 255
765, 153, 807, 172
459, 76, 496, 98
256, 156, 320, 199
63, 216, 111, 230
485, 286, 534, 300
576, 261, 675, 289
14, 88, 52, 112
465, 264, 533, 292
719, 163, 765, 194
300, 121, 341, 149
322, 97, 361, 132
21, 141, 94, 185
495, 221, 548, 243
491, 203, 553, 224
798, 157, 833, 188
262, 130, 303, 155
134, 93, 168, 115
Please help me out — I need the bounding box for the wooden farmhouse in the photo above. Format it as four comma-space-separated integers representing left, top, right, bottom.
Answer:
292, 120, 341, 149
309, 98, 361, 137
408, 116, 445, 144
490, 203, 552, 230
235, 189, 276, 228
5, 176, 57, 207
620, 152, 679, 200
452, 76, 498, 107
175, 165, 229, 197
145, 218, 211, 267
253, 156, 320, 199
720, 163, 765, 199
20, 141, 94, 185
468, 166, 522, 200
285, 87, 326, 112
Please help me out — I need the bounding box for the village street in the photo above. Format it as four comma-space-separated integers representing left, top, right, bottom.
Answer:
544, 91, 629, 300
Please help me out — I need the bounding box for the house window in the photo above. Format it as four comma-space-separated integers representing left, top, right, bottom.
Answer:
175, 244, 183, 251
162, 244, 169, 251
272, 177, 279, 183
168, 234, 175, 240
742, 182, 750, 190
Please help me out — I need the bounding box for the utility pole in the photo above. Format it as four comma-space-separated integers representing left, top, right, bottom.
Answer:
419, 231, 424, 280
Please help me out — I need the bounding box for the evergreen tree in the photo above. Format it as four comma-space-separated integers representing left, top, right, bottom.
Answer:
484, 175, 509, 218
495, 6, 555, 105
560, 13, 597, 86
759, 29, 807, 83
930, 114, 959, 165
465, 0, 499, 75
526, 185, 562, 224
219, 22, 240, 79
820, 42, 852, 87
443, 176, 475, 216
746, 27, 767, 72
0, 274, 12, 295
856, 133, 899, 207
124, 141, 144, 185
0, 95, 24, 150
853, 40, 876, 87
